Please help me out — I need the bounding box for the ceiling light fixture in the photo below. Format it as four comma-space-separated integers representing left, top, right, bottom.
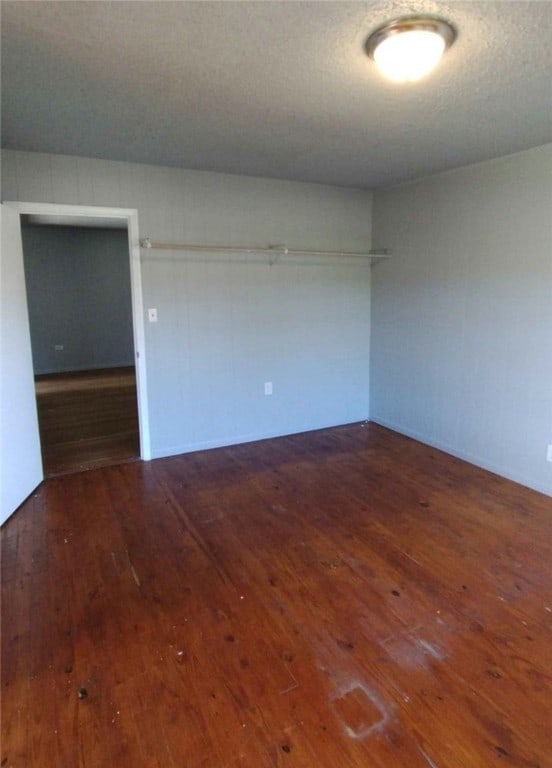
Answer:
366, 16, 456, 83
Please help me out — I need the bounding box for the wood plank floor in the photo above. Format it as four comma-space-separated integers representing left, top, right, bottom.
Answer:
1, 423, 551, 768
34, 367, 139, 476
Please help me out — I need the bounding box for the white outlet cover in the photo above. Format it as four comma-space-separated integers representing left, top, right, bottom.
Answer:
148, 308, 158, 322
546, 444, 552, 463
264, 381, 273, 396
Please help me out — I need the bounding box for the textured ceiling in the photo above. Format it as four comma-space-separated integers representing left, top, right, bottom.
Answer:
1, 1, 551, 188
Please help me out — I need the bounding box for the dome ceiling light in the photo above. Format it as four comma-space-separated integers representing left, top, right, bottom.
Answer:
365, 16, 456, 83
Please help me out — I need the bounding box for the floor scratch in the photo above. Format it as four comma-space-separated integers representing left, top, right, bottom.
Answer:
164, 736, 175, 766
126, 549, 141, 588
280, 682, 299, 695
331, 680, 391, 741
418, 744, 440, 768
280, 664, 300, 695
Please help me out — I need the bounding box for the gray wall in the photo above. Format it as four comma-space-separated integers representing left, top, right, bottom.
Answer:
371, 144, 552, 496
2, 150, 373, 458
21, 224, 134, 374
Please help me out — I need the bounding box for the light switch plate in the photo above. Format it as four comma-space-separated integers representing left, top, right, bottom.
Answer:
148, 308, 158, 323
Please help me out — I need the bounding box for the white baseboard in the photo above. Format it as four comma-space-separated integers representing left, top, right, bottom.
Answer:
35, 361, 135, 375
370, 416, 552, 498
150, 417, 369, 461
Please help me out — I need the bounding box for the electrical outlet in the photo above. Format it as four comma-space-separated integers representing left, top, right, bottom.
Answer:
54, 344, 64, 351
547, 445, 552, 463
264, 381, 273, 396
148, 308, 158, 323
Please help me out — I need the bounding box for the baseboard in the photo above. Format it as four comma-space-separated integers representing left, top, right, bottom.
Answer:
150, 417, 369, 461
370, 416, 552, 498
35, 361, 135, 376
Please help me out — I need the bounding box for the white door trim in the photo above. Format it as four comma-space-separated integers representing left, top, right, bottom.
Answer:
4, 201, 152, 461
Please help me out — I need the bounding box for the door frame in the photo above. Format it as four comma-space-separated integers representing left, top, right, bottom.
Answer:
4, 201, 152, 461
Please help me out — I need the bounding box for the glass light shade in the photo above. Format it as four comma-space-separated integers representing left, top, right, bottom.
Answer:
373, 29, 446, 82
366, 17, 456, 84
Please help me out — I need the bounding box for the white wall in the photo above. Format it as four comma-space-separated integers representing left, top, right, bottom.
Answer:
1, 150, 373, 458
371, 144, 552, 496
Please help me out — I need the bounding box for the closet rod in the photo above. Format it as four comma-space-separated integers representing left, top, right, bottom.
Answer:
140, 237, 389, 259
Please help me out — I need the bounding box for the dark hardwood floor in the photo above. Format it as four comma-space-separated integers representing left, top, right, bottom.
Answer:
1, 423, 551, 767
34, 367, 139, 476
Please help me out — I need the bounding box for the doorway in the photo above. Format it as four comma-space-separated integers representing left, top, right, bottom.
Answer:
21, 218, 140, 474
6, 202, 151, 479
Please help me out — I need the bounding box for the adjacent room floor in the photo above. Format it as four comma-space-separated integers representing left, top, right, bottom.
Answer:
34, 366, 140, 476
1, 423, 551, 767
